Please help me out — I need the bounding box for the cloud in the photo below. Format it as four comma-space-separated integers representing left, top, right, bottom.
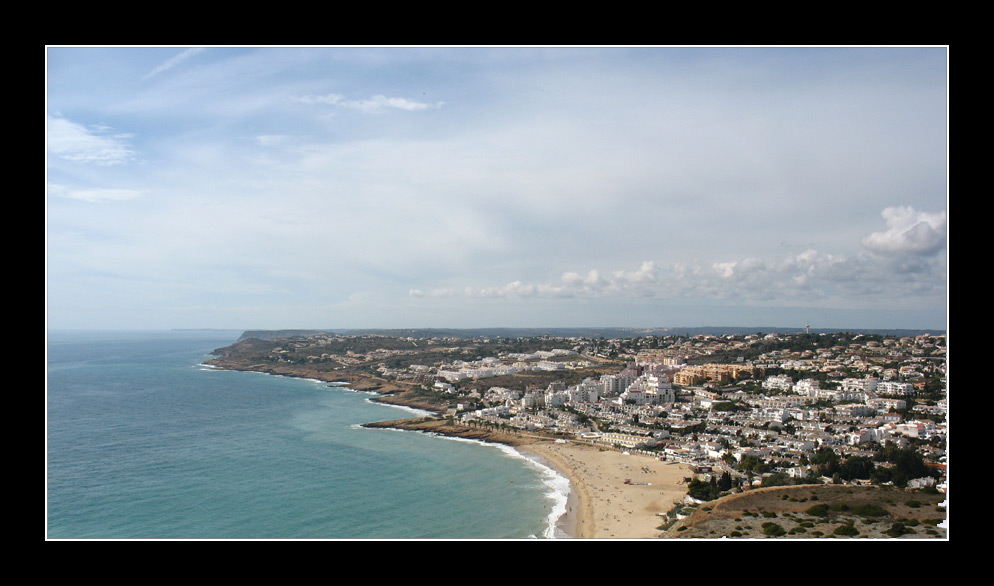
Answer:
423, 240, 944, 313
433, 260, 662, 300
48, 184, 142, 203
860, 206, 947, 256
613, 260, 659, 284
47, 115, 134, 166
294, 93, 444, 113
142, 48, 206, 80
254, 134, 291, 147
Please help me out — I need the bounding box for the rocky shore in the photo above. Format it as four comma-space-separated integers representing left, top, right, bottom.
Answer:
204, 354, 452, 414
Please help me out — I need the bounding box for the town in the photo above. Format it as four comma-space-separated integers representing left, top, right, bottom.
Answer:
209, 328, 947, 500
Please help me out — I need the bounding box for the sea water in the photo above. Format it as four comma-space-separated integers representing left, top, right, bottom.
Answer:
47, 330, 568, 539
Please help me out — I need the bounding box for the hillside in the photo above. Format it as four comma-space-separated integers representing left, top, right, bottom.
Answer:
663, 484, 946, 539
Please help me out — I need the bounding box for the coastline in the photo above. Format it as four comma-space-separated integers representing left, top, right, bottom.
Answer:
364, 417, 693, 539
204, 359, 693, 539
517, 440, 692, 539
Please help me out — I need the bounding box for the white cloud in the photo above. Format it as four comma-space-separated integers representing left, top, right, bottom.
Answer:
432, 242, 944, 313
142, 48, 206, 80
445, 261, 662, 300
294, 93, 444, 113
562, 269, 604, 287
860, 206, 947, 256
254, 134, 291, 147
48, 184, 142, 203
613, 260, 659, 284
47, 115, 134, 166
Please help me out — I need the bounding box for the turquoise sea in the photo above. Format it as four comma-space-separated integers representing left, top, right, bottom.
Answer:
46, 330, 568, 539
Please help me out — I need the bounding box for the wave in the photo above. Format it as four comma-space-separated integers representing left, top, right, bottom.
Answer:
365, 427, 571, 539
511, 449, 571, 539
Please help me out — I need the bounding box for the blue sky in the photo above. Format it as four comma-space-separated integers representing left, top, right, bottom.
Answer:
46, 47, 947, 331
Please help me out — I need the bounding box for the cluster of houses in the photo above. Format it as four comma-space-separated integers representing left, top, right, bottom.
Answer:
287, 330, 946, 488
429, 349, 590, 382
443, 353, 945, 488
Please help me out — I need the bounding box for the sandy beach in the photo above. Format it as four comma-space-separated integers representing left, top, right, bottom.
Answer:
519, 440, 693, 539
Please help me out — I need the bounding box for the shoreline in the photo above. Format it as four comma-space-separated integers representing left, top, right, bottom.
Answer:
364, 417, 693, 539
204, 360, 693, 539
518, 440, 692, 539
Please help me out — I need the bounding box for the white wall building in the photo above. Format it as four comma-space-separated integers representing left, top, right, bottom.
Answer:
763, 374, 794, 392
842, 377, 879, 393
877, 381, 915, 396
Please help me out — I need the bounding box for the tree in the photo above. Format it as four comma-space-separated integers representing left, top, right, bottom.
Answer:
838, 456, 874, 481
718, 471, 733, 492
811, 447, 840, 477
687, 477, 719, 501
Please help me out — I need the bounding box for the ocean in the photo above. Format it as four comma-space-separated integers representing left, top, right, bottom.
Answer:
46, 330, 568, 539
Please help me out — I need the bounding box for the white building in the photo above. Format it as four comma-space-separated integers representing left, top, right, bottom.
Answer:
842, 377, 879, 393
794, 379, 821, 395
763, 374, 794, 392
866, 397, 907, 412
877, 381, 915, 396
545, 390, 568, 408
570, 379, 601, 403
600, 373, 636, 395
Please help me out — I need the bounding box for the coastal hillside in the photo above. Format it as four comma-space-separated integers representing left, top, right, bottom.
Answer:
663, 484, 946, 539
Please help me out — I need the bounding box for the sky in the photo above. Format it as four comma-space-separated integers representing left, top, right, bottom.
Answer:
46, 47, 948, 332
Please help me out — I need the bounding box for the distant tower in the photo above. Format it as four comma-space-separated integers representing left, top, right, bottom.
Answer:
806, 322, 810, 334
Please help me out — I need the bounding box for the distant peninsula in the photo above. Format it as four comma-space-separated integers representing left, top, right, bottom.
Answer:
235, 326, 945, 342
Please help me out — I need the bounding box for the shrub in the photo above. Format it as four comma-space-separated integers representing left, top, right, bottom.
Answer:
850, 504, 888, 517
885, 523, 909, 537
805, 504, 829, 517
762, 522, 787, 537
833, 523, 859, 537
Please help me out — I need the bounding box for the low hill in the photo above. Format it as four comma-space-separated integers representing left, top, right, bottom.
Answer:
664, 484, 946, 539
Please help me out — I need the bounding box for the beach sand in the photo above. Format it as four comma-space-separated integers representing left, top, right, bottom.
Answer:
519, 440, 693, 539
